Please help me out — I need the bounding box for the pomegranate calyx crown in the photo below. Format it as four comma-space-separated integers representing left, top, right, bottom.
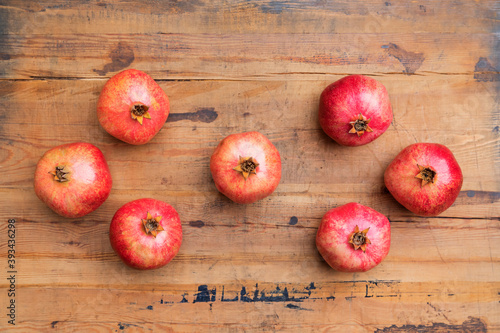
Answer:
415, 164, 437, 187
49, 166, 70, 183
233, 156, 259, 181
130, 103, 151, 125
349, 113, 373, 137
348, 225, 371, 252
142, 212, 164, 237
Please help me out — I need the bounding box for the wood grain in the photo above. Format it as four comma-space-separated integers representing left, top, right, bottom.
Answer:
0, 33, 497, 79
0, 0, 499, 331
0, 0, 497, 35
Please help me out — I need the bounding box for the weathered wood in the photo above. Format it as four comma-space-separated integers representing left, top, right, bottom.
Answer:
0, 0, 499, 331
0, 33, 497, 79
4, 286, 499, 332
0, 0, 497, 35
0, 78, 498, 192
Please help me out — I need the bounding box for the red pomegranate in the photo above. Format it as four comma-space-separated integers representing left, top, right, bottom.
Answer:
319, 75, 393, 146
384, 143, 463, 216
316, 202, 391, 272
210, 131, 281, 204
34, 142, 112, 218
97, 69, 170, 145
109, 198, 182, 270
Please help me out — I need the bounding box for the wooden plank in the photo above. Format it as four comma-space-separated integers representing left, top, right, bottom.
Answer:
0, 0, 497, 35
2, 286, 499, 332
1, 77, 498, 194
1, 194, 499, 270
0, 33, 498, 79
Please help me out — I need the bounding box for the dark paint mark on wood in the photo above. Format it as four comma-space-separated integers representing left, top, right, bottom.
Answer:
238, 284, 306, 303
365, 285, 373, 298
285, 303, 312, 311
289, 216, 298, 225
118, 322, 128, 330
116, 322, 142, 330
189, 220, 205, 228
474, 57, 500, 82
493, 126, 499, 133
51, 321, 58, 328
458, 190, 500, 204
221, 286, 239, 302
146, 305, 153, 310
93, 42, 135, 76
240, 286, 253, 302
375, 317, 487, 333
64, 240, 81, 246
305, 282, 316, 290
384, 43, 425, 74
194, 285, 216, 303
179, 281, 399, 304
168, 108, 218, 123
159, 298, 173, 304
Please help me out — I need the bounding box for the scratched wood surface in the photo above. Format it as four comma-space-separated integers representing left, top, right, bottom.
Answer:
0, 0, 499, 332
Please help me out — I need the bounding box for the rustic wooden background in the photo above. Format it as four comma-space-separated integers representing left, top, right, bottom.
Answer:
1, 0, 499, 332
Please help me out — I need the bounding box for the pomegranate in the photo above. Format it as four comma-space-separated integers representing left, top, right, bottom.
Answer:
97, 69, 170, 145
109, 198, 182, 270
319, 75, 393, 146
210, 131, 281, 204
384, 143, 463, 216
34, 142, 112, 218
316, 203, 391, 272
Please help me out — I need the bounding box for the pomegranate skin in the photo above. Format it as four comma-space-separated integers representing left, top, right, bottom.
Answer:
34, 142, 112, 218
316, 203, 391, 272
97, 69, 170, 145
319, 75, 393, 146
384, 143, 463, 217
109, 198, 182, 270
210, 131, 281, 204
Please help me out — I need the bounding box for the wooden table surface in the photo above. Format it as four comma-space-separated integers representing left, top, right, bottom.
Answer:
1, 1, 499, 332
